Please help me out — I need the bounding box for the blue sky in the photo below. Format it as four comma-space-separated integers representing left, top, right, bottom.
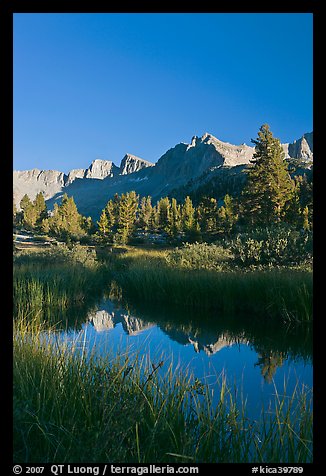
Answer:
13, 13, 313, 173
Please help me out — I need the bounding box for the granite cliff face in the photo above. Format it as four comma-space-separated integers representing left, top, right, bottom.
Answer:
13, 156, 154, 210
120, 154, 154, 175
283, 132, 313, 161
84, 159, 119, 179
13, 131, 313, 218
13, 168, 66, 209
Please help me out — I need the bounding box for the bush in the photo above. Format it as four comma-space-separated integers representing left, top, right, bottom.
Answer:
230, 226, 313, 267
165, 242, 233, 271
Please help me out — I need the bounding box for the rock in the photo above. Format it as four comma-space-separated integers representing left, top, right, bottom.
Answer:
13, 131, 313, 217
66, 168, 86, 185
13, 168, 66, 208
84, 159, 119, 179
120, 154, 154, 175
282, 132, 313, 162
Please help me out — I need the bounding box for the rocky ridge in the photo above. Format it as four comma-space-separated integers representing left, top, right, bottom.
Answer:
13, 131, 313, 218
120, 154, 155, 175
13, 155, 154, 209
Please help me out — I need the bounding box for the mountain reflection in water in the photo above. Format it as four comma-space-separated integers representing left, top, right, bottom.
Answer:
48, 297, 312, 419
84, 298, 312, 367
88, 302, 249, 356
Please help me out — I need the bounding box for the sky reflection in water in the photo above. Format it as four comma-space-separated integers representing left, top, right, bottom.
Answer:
50, 298, 313, 420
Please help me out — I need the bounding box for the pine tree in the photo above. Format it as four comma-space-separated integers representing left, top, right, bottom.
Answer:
20, 194, 38, 230
149, 205, 159, 233
48, 194, 85, 238
106, 200, 117, 233
241, 124, 294, 226
182, 196, 195, 232
157, 197, 171, 232
60, 194, 84, 235
218, 194, 238, 235
41, 218, 50, 234
284, 176, 301, 228
182, 196, 201, 242
168, 198, 182, 238
255, 351, 284, 383
115, 191, 139, 244
138, 196, 153, 231
48, 203, 62, 236
33, 192, 48, 229
97, 209, 109, 236
82, 216, 94, 235
20, 194, 32, 212
198, 197, 218, 233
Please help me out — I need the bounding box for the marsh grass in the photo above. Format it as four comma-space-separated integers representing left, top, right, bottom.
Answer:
14, 244, 312, 324
112, 253, 312, 323
13, 247, 112, 327
13, 319, 312, 463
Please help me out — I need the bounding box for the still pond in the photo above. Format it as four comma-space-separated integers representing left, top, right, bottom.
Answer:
49, 297, 313, 420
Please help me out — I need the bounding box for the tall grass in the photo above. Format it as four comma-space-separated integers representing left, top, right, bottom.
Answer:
14, 244, 313, 324
13, 246, 112, 327
14, 319, 313, 463
112, 255, 312, 323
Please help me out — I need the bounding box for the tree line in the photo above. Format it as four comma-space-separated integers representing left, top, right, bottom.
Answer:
13, 124, 313, 245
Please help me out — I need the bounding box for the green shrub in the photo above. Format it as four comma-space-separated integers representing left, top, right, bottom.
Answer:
165, 242, 233, 271
230, 226, 313, 267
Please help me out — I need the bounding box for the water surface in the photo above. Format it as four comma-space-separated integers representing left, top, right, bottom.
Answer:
51, 297, 313, 420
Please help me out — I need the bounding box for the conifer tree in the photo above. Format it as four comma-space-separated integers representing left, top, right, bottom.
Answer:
33, 192, 48, 229
112, 193, 121, 219
115, 191, 139, 244
182, 196, 201, 242
41, 218, 50, 234
198, 196, 218, 233
138, 196, 153, 231
218, 194, 238, 235
182, 196, 195, 232
255, 351, 284, 383
20, 194, 38, 230
149, 205, 159, 232
284, 176, 301, 228
168, 198, 182, 238
106, 200, 117, 233
20, 194, 32, 212
60, 194, 84, 235
241, 124, 294, 226
47, 194, 85, 238
82, 216, 94, 235
157, 197, 171, 232
97, 209, 109, 236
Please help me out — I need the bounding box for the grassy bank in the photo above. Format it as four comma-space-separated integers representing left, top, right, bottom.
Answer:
110, 247, 313, 323
13, 245, 112, 328
14, 319, 313, 463
14, 243, 312, 325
